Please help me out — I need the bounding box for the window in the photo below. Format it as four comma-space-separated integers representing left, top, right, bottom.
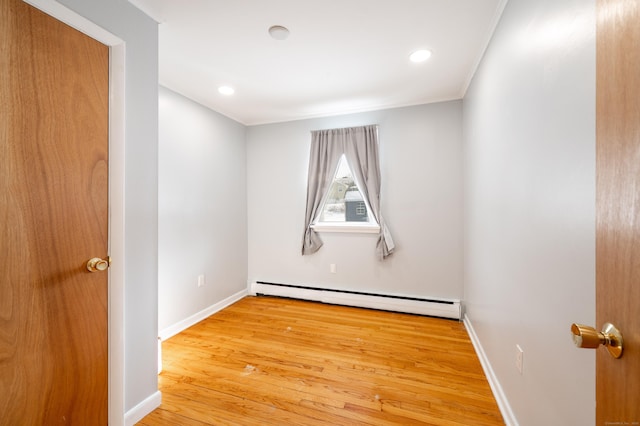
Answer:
302, 125, 395, 258
312, 155, 379, 233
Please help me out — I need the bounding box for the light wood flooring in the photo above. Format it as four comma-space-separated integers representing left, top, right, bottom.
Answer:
138, 296, 504, 425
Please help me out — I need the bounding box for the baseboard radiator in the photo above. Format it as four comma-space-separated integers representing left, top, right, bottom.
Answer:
249, 281, 461, 320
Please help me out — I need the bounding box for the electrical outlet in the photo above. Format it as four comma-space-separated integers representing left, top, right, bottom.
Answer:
198, 274, 205, 288
516, 345, 524, 374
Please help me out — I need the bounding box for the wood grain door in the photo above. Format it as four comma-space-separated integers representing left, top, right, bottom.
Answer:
0, 0, 110, 424
596, 0, 640, 423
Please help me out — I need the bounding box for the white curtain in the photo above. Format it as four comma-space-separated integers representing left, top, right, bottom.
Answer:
301, 125, 395, 259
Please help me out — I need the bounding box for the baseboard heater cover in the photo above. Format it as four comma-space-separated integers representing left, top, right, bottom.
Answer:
250, 281, 461, 320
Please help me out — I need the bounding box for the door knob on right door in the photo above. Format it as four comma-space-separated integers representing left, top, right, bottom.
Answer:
86, 257, 110, 272
571, 323, 623, 359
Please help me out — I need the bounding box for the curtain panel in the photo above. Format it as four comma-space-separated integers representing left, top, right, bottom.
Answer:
301, 125, 395, 259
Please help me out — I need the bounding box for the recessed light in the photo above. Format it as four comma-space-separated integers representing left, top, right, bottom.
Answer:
409, 49, 432, 63
268, 25, 290, 40
218, 86, 235, 96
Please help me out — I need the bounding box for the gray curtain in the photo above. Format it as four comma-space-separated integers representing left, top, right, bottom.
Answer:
301, 125, 395, 259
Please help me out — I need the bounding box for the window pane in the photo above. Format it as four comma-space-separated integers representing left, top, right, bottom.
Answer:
318, 155, 371, 223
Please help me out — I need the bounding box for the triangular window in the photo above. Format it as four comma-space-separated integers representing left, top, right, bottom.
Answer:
315, 154, 377, 225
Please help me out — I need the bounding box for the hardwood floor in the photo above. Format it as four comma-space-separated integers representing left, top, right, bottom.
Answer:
138, 296, 504, 425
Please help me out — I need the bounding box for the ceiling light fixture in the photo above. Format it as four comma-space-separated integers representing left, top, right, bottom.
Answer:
409, 49, 432, 63
268, 25, 290, 40
218, 86, 235, 96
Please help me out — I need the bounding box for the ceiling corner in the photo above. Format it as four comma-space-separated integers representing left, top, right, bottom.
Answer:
127, 0, 164, 23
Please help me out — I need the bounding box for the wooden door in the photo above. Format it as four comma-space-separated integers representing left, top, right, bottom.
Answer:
0, 0, 110, 424
596, 0, 640, 423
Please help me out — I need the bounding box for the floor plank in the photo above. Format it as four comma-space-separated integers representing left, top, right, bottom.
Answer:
138, 296, 504, 425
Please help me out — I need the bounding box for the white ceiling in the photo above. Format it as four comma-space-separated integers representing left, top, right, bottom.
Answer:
130, 0, 507, 125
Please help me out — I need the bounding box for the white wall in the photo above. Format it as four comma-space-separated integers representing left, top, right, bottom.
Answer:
54, 0, 159, 417
247, 102, 463, 300
158, 86, 247, 334
463, 0, 595, 424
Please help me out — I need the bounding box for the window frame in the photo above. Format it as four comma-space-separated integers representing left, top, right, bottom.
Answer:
310, 221, 380, 234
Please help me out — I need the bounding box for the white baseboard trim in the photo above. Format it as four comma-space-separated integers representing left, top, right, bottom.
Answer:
158, 289, 248, 341
463, 314, 519, 426
124, 391, 161, 426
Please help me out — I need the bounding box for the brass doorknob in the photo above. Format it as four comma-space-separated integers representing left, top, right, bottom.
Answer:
86, 257, 110, 272
570, 322, 623, 358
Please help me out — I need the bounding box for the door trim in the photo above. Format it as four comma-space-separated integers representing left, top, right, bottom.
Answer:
22, 1, 126, 424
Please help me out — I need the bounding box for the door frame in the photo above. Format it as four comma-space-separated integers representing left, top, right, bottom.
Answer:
22, 1, 126, 424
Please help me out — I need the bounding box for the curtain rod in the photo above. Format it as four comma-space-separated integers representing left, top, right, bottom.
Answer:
310, 124, 378, 133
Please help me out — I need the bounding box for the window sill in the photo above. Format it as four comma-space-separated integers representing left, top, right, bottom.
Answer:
311, 222, 380, 234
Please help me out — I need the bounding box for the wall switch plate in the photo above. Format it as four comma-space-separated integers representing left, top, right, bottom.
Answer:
516, 344, 524, 374
198, 274, 205, 288
330, 264, 337, 274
